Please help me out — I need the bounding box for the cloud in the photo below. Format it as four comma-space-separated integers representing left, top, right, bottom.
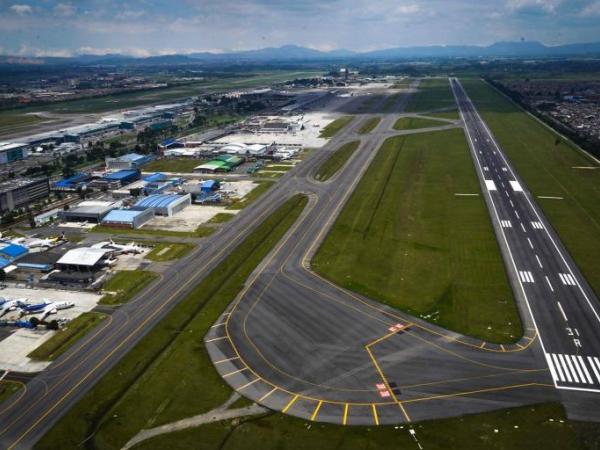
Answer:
580, 1, 600, 16
506, 0, 562, 13
9, 4, 33, 15
54, 3, 76, 17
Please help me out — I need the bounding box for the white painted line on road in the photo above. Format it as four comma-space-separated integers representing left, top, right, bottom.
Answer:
578, 356, 594, 384
531, 221, 544, 230
527, 238, 534, 249
500, 220, 512, 228
535, 254, 543, 269
519, 271, 534, 283
559, 273, 577, 286
509, 180, 523, 192
502, 167, 508, 172
485, 180, 497, 191
551, 354, 566, 382
557, 302, 568, 321
520, 222, 527, 233
501, 181, 505, 188
564, 355, 580, 383
514, 210, 520, 219
484, 166, 489, 171
538, 196, 564, 200
588, 357, 600, 384
558, 354, 573, 382
571, 355, 587, 384
546, 354, 560, 383
509, 200, 514, 207
505, 190, 510, 197
0, 370, 8, 382
546, 276, 554, 292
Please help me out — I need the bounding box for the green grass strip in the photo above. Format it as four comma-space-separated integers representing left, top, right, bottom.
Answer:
314, 141, 360, 182
38, 195, 308, 450
358, 117, 381, 135
28, 312, 107, 361
207, 213, 236, 224
91, 225, 215, 239
313, 129, 521, 343
145, 243, 194, 262
393, 117, 447, 131
100, 270, 159, 306
0, 381, 22, 404
319, 116, 354, 138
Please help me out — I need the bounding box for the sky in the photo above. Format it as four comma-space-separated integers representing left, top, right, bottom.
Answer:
0, 0, 599, 57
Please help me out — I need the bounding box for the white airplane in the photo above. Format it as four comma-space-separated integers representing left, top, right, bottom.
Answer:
0, 300, 21, 317
39, 301, 75, 318
91, 241, 111, 249
27, 237, 60, 249
107, 240, 143, 254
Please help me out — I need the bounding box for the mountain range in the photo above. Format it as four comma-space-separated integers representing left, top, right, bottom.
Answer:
3, 41, 600, 65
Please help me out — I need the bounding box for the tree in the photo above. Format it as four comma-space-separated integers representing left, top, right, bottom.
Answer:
47, 320, 59, 330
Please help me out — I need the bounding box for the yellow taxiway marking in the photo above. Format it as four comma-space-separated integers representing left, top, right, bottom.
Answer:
479, 342, 486, 349
223, 367, 247, 378
258, 387, 277, 402
404, 382, 547, 404
342, 403, 349, 425
310, 401, 323, 421
516, 343, 525, 349
372, 404, 379, 426
238, 378, 260, 391
398, 402, 411, 422
206, 336, 228, 343
500, 344, 506, 352
214, 356, 239, 364
282, 395, 299, 413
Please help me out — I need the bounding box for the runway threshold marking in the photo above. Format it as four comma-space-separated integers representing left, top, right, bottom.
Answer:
310, 401, 323, 421
372, 404, 379, 425
282, 395, 299, 413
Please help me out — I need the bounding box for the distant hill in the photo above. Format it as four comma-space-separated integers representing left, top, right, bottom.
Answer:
3, 41, 600, 66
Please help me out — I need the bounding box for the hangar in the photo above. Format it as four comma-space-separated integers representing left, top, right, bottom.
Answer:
101, 208, 154, 229
133, 194, 191, 217
59, 200, 121, 223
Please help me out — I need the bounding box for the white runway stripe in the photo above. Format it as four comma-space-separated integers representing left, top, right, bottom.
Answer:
552, 354, 565, 382
558, 354, 573, 382
578, 356, 594, 384
500, 220, 512, 228
559, 273, 577, 286
519, 271, 534, 283
545, 276, 554, 292
546, 353, 560, 383
571, 355, 587, 384
588, 357, 600, 384
531, 221, 544, 229
564, 355, 579, 382
484, 166, 489, 171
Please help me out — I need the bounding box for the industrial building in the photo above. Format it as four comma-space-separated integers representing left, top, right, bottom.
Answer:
59, 200, 122, 223
52, 173, 92, 191
133, 194, 191, 217
0, 142, 29, 164
88, 169, 141, 190
101, 208, 154, 229
105, 153, 154, 171
194, 155, 244, 174
55, 247, 113, 272
0, 178, 50, 214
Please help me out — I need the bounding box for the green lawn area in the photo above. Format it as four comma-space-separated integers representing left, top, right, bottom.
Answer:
143, 158, 202, 173
0, 381, 22, 404
28, 312, 107, 361
313, 129, 521, 343
145, 243, 194, 262
0, 111, 45, 135
227, 180, 275, 210
92, 224, 215, 239
358, 117, 381, 134
461, 78, 600, 298
393, 116, 447, 130
382, 94, 402, 112
264, 164, 293, 172
314, 141, 360, 182
207, 212, 236, 224
133, 402, 598, 450
406, 78, 459, 119
319, 116, 354, 138
37, 195, 308, 450
100, 270, 159, 306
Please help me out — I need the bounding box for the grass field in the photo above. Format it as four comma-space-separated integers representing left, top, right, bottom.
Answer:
100, 270, 159, 306
319, 116, 354, 138
143, 158, 202, 173
37, 195, 308, 450
0, 112, 44, 135
406, 78, 459, 119
393, 116, 447, 130
227, 180, 275, 210
313, 129, 521, 343
145, 243, 194, 262
314, 141, 360, 182
0, 381, 22, 404
132, 402, 600, 450
358, 117, 381, 134
28, 312, 107, 361
461, 79, 600, 298
207, 212, 236, 224
92, 224, 215, 239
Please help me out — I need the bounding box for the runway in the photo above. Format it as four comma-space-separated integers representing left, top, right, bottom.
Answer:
0, 79, 598, 448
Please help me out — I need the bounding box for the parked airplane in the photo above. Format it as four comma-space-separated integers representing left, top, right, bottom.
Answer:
0, 300, 20, 317
107, 240, 143, 254
18, 300, 52, 315
91, 241, 111, 249
39, 301, 75, 318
